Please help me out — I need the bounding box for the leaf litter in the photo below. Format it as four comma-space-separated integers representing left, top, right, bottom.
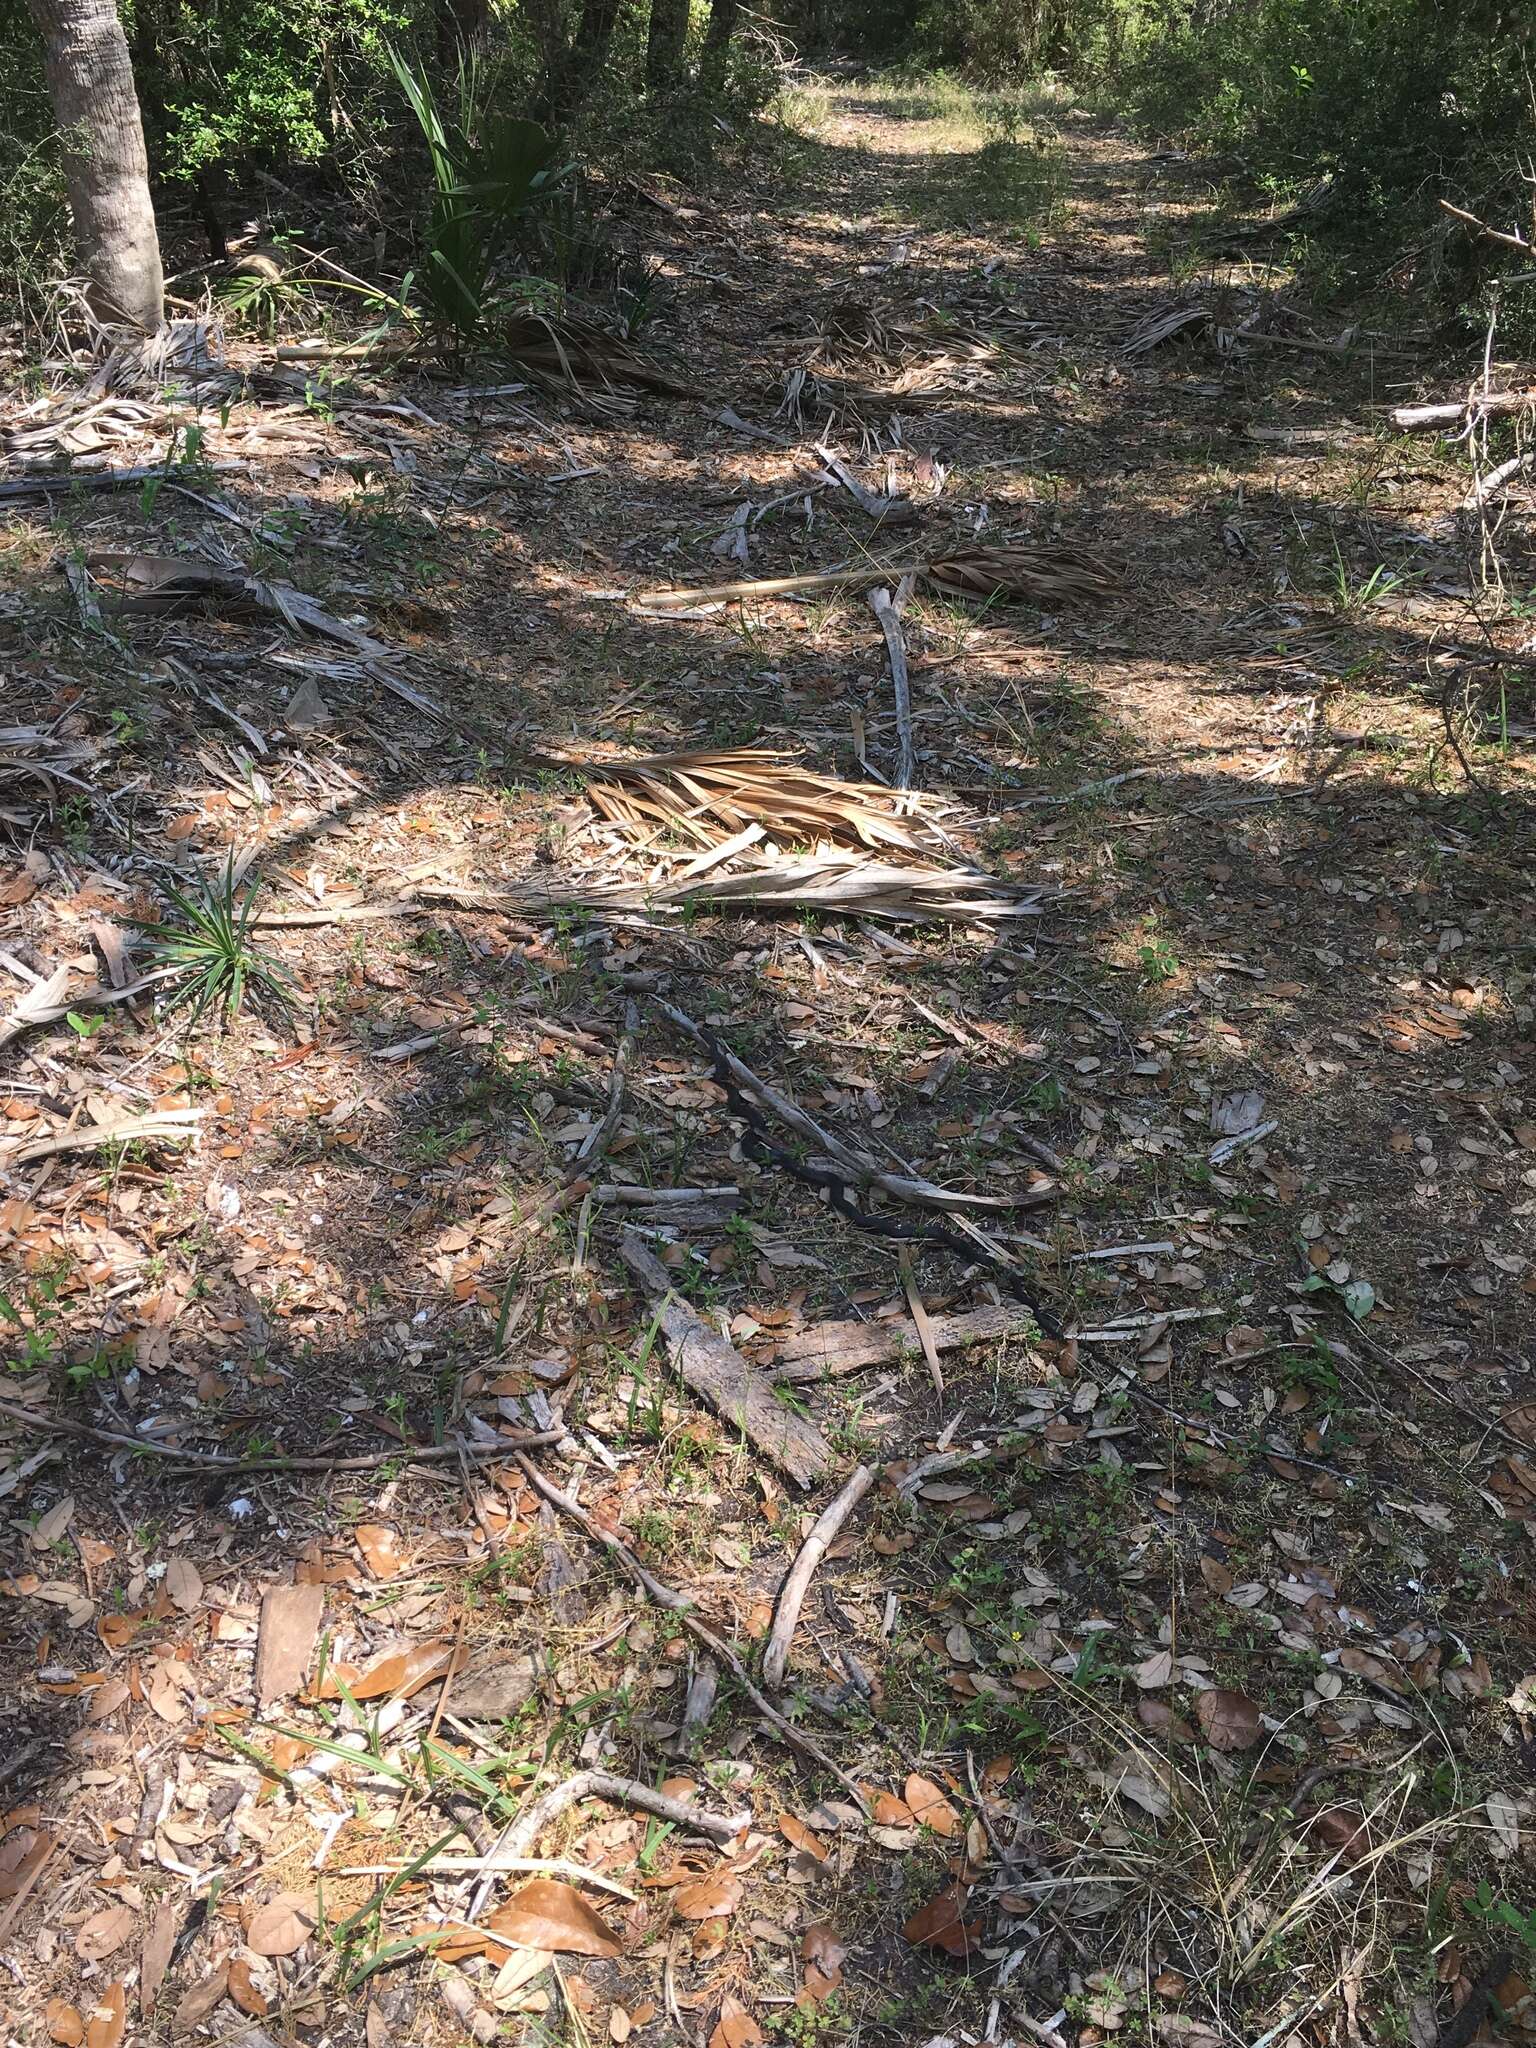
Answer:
0, 71, 1534, 2048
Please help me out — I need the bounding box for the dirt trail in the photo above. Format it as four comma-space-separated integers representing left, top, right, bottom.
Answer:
2, 82, 1534, 2048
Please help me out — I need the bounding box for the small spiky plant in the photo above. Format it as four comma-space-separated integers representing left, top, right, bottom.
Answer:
148, 861, 292, 1028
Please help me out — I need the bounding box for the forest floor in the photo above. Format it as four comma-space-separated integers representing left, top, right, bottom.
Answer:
3, 72, 1536, 2048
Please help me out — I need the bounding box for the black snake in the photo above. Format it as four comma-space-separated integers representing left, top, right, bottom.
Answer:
693, 1020, 1063, 1340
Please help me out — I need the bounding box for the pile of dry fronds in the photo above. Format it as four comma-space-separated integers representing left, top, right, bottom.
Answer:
636, 541, 1124, 611
925, 543, 1123, 604
1122, 301, 1210, 356
434, 852, 1046, 926
815, 299, 1003, 369
577, 748, 960, 856
502, 310, 698, 403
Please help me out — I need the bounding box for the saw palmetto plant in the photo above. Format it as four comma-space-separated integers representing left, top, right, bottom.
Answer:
148, 862, 293, 1029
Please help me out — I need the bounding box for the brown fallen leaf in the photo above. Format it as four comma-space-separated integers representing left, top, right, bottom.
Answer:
674, 1871, 744, 1920
228, 1956, 272, 2016
140, 1902, 177, 2013
84, 1985, 125, 2048
171, 1970, 228, 2034
316, 1637, 463, 1703
904, 1773, 959, 1837
355, 1524, 404, 1579
901, 1886, 981, 1959
709, 1994, 765, 2048
163, 1554, 203, 1613
858, 1783, 914, 1825
46, 2001, 84, 2046
255, 1583, 325, 1706
778, 1814, 829, 1863
246, 1891, 319, 1957
1195, 1687, 1263, 1753
489, 1880, 621, 1958
1309, 1806, 1371, 1863
802, 1923, 846, 2000
76, 1903, 135, 1963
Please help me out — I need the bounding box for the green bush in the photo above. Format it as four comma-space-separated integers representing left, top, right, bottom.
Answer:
1108, 0, 1533, 216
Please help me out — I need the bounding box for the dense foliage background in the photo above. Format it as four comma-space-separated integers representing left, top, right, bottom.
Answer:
4, 0, 1535, 321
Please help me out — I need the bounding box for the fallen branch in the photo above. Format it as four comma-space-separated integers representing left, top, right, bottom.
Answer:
0, 1396, 560, 1474
1438, 196, 1532, 254
512, 1451, 873, 1812
0, 1108, 205, 1167
635, 542, 1120, 613
501, 1769, 748, 1858
768, 1302, 1219, 1383
770, 1301, 1046, 1382
868, 584, 915, 789
761, 1464, 876, 1690
0, 965, 182, 1052
1461, 447, 1536, 512
334, 1854, 638, 1899
814, 443, 918, 525
1389, 392, 1536, 431
620, 1235, 832, 1486
571, 1001, 636, 1174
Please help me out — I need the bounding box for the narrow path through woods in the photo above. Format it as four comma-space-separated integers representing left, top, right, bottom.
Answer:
2, 79, 1534, 2048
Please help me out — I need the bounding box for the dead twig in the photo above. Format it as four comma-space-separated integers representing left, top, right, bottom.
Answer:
761, 1464, 876, 1691
868, 583, 915, 789
511, 1452, 874, 1813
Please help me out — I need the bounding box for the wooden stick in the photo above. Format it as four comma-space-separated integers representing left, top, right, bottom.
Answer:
761, 1464, 875, 1691
332, 1855, 639, 1898
620, 1235, 831, 1487
899, 1252, 945, 1400
0, 462, 242, 500
511, 1451, 873, 1813
1462, 447, 1536, 512
868, 584, 915, 789
635, 561, 910, 609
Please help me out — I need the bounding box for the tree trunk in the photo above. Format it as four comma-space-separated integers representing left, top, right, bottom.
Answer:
27, 0, 163, 330
437, 0, 489, 64
646, 0, 689, 91
702, 0, 739, 80
539, 0, 625, 119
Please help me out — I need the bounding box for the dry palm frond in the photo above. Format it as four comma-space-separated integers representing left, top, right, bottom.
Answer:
1122, 301, 1210, 356
574, 747, 959, 856
817, 298, 1004, 368
658, 853, 1045, 923
430, 852, 1046, 926
0, 725, 101, 829
81, 553, 448, 722
922, 542, 1123, 604
636, 541, 1122, 611
501, 309, 699, 400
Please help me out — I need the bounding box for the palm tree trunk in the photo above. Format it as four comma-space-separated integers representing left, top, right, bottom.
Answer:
27, 0, 162, 329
